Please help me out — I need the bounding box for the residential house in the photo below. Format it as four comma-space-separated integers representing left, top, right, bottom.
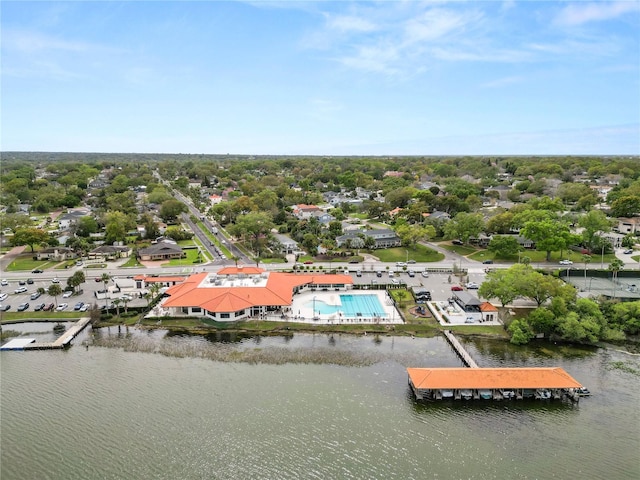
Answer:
271, 233, 299, 255
138, 240, 184, 261
88, 244, 133, 261
616, 217, 640, 234
336, 228, 401, 249
36, 247, 76, 261
292, 204, 322, 219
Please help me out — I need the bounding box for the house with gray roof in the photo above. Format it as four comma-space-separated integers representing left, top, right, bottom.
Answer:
138, 240, 184, 261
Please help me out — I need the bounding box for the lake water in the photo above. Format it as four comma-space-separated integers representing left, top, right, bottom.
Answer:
1, 325, 639, 479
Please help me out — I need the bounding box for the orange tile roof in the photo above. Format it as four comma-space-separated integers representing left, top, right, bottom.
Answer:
133, 275, 187, 283
480, 302, 498, 312
217, 266, 264, 275
162, 271, 353, 313
407, 367, 582, 390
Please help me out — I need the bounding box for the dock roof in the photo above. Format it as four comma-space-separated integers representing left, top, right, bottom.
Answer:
407, 367, 582, 390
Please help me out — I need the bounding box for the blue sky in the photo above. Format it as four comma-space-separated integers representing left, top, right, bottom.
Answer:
2, 1, 639, 155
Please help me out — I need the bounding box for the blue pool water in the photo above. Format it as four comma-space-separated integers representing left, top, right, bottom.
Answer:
308, 294, 387, 318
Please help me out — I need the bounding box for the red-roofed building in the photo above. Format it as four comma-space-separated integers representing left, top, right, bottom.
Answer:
292, 204, 321, 219
160, 267, 353, 321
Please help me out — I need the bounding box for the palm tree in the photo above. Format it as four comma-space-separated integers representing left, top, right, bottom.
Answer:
47, 284, 63, 307
100, 273, 111, 308
113, 298, 122, 317
609, 259, 624, 298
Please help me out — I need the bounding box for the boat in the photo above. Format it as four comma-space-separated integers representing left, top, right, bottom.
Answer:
575, 387, 591, 396
441, 389, 454, 399
500, 389, 515, 400
536, 389, 551, 400
460, 389, 473, 400
478, 389, 493, 400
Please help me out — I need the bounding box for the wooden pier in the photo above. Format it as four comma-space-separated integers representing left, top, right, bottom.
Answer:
443, 330, 479, 368
1, 317, 92, 351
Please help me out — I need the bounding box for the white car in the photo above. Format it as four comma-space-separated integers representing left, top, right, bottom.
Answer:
51, 278, 60, 283
79, 304, 89, 312
421, 271, 429, 278
56, 303, 68, 311
62, 291, 73, 298
14, 286, 27, 294
0, 293, 8, 301
1, 279, 8, 286
559, 260, 573, 265
466, 282, 479, 289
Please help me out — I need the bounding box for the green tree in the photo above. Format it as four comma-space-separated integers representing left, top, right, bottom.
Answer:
228, 212, 274, 262
520, 218, 575, 262
609, 195, 640, 217
487, 235, 521, 258
578, 210, 612, 251
75, 216, 99, 237
47, 283, 63, 307
508, 318, 535, 345
104, 211, 131, 244
11, 227, 49, 252
442, 212, 485, 244
67, 270, 86, 293
0, 213, 32, 233
159, 199, 188, 223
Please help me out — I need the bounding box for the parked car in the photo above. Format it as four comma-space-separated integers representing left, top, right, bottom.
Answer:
356, 270, 362, 277
18, 280, 26, 286
17, 302, 30, 311
408, 270, 415, 277
74, 302, 85, 311
30, 291, 42, 300
451, 285, 463, 291
396, 262, 406, 267
348, 259, 359, 264
407, 260, 416, 264
79, 304, 89, 312
0, 293, 8, 301
95, 277, 104, 282
31, 269, 44, 273
376, 271, 382, 277
0, 279, 8, 286
43, 303, 55, 311
51, 278, 60, 283
62, 291, 73, 298
27, 278, 34, 284
624, 249, 633, 254
0, 304, 10, 311
304, 261, 313, 264
56, 303, 68, 311
466, 282, 479, 289
14, 286, 28, 294
421, 271, 429, 278
559, 260, 573, 265
391, 278, 399, 284
34, 303, 46, 311
452, 240, 463, 245
482, 260, 494, 264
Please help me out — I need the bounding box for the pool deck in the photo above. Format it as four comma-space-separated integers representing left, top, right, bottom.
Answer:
286, 290, 403, 325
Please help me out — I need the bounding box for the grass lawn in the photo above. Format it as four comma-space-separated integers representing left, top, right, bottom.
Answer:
1, 312, 83, 323
368, 244, 444, 263
5, 255, 56, 272
121, 256, 144, 268
260, 257, 287, 264
164, 247, 206, 267
349, 213, 369, 220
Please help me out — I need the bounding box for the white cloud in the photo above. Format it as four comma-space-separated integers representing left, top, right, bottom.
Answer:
403, 8, 481, 43
2, 30, 91, 53
326, 15, 377, 33
555, 1, 640, 26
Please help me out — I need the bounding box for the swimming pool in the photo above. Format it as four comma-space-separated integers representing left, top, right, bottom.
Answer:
307, 294, 387, 318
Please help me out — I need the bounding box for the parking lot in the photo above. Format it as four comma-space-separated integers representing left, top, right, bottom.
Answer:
0, 275, 145, 314
349, 267, 487, 302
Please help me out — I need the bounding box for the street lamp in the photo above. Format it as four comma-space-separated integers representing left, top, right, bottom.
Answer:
313, 296, 317, 320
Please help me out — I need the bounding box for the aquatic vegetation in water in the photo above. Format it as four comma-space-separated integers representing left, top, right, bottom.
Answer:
89, 334, 384, 367
607, 360, 640, 376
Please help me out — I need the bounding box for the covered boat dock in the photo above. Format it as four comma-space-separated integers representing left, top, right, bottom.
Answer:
407, 367, 584, 402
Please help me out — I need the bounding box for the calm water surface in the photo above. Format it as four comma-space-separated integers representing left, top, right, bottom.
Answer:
1, 325, 639, 479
